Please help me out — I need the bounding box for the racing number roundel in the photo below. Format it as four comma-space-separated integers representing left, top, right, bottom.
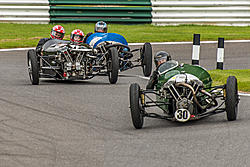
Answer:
175, 109, 191, 122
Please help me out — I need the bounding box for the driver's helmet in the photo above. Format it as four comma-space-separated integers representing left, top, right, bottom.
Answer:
154, 51, 171, 66
50, 25, 65, 40
70, 29, 84, 43
95, 21, 107, 33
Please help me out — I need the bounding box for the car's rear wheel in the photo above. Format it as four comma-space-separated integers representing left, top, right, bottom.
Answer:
27, 49, 39, 85
129, 83, 144, 129
107, 47, 119, 84
225, 76, 239, 121
141, 43, 152, 77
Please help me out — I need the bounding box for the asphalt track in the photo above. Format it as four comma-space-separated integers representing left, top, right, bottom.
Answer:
0, 42, 249, 167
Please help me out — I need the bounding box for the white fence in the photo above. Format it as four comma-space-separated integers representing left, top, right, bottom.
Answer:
152, 0, 250, 26
1, 0, 250, 25
0, 0, 49, 24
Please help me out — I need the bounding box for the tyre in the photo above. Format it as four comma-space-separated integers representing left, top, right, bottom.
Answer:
27, 49, 39, 85
167, 99, 175, 115
225, 76, 239, 121
129, 83, 144, 129
107, 47, 119, 84
141, 43, 152, 77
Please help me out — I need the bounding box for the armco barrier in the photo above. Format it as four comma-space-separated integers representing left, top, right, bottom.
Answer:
0, 0, 50, 24
49, 0, 152, 23
151, 0, 250, 26
0, 0, 152, 24
50, 6, 152, 23
49, 0, 151, 6
2, 0, 250, 25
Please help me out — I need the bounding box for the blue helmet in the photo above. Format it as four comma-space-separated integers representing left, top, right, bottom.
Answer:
95, 21, 108, 33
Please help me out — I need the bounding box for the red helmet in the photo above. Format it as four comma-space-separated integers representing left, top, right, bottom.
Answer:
50, 25, 65, 40
70, 29, 84, 43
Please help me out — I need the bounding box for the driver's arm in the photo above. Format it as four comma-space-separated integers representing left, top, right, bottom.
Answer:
146, 70, 158, 89
83, 32, 93, 43
36, 38, 49, 55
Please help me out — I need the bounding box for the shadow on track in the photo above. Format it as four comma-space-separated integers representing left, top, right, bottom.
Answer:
129, 113, 245, 131
19, 79, 128, 86
42, 79, 111, 85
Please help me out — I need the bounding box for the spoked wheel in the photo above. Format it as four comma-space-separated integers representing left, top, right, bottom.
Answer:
141, 43, 152, 77
129, 83, 144, 129
107, 47, 119, 84
225, 76, 239, 121
27, 49, 40, 85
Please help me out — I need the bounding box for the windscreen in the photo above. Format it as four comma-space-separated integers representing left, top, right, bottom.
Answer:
42, 39, 70, 53
158, 60, 178, 75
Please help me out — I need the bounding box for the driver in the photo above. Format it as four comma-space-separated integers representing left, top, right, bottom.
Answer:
94, 21, 108, 33
36, 25, 65, 55
146, 51, 171, 89
70, 29, 84, 44
83, 21, 108, 43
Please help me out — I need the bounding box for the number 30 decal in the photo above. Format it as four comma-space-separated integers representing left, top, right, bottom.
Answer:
175, 109, 191, 122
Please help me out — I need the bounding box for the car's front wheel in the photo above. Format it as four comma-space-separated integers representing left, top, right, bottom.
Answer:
225, 76, 239, 121
141, 43, 152, 77
129, 83, 144, 129
27, 49, 39, 85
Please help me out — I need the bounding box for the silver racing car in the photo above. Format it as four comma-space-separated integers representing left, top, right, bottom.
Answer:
27, 39, 119, 84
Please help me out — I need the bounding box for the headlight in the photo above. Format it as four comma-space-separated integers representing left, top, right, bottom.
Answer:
66, 62, 72, 71
175, 74, 187, 83
76, 62, 81, 70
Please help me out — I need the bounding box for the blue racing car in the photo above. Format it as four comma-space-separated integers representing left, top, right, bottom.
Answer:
86, 32, 152, 77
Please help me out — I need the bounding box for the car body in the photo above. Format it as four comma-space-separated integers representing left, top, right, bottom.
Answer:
86, 33, 152, 77
129, 60, 240, 129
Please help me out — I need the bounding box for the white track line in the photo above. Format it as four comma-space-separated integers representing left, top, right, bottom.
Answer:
137, 75, 150, 80
1, 40, 250, 52
0, 47, 35, 52
239, 93, 250, 97
128, 40, 250, 46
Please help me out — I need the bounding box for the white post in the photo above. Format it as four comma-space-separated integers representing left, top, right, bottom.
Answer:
192, 34, 200, 65
216, 38, 224, 70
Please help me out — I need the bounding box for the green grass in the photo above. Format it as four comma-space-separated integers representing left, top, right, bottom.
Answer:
1, 23, 250, 48
209, 69, 250, 92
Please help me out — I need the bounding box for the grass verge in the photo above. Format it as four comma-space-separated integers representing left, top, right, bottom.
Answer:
209, 69, 250, 92
1, 23, 250, 48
